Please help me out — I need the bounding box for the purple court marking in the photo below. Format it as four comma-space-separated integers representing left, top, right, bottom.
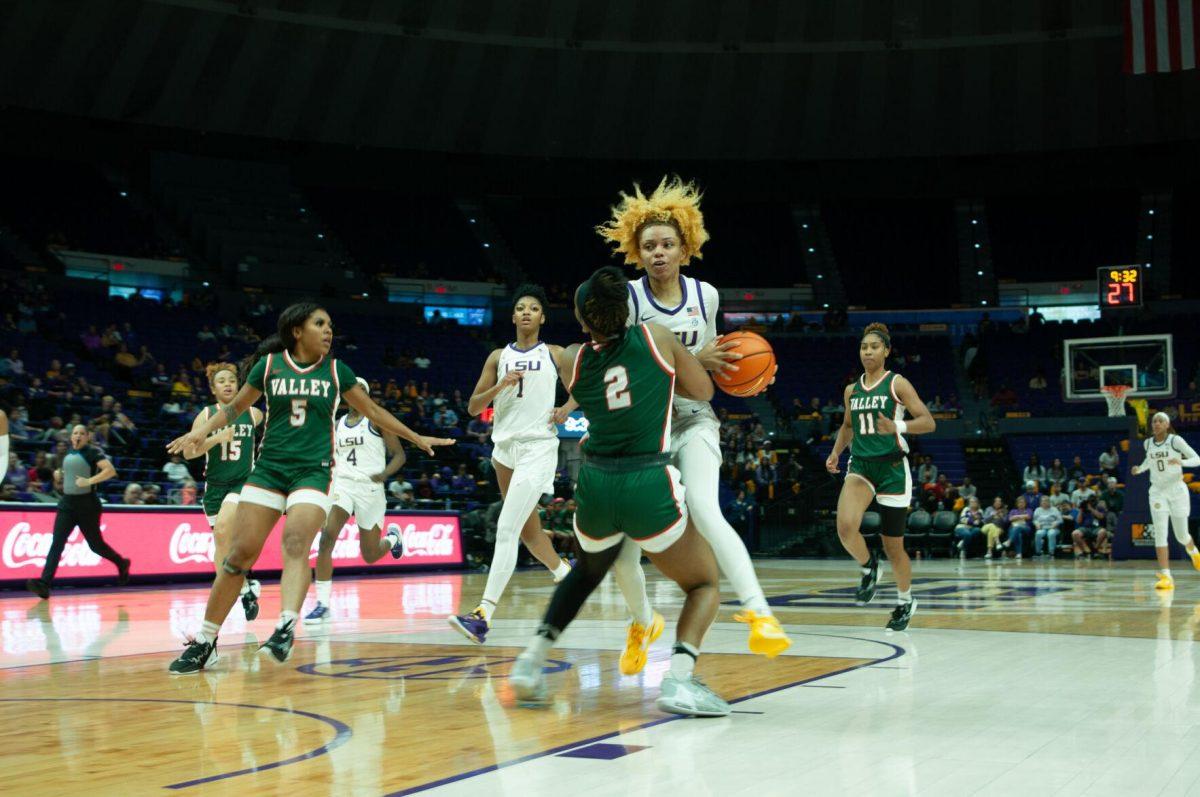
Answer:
557, 743, 648, 761
0, 697, 351, 789
383, 631, 906, 796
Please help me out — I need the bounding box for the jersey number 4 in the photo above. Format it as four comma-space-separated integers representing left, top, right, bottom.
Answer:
604, 366, 631, 410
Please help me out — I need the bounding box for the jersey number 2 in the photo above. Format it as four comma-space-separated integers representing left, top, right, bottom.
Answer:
858, 413, 876, 435
604, 366, 631, 410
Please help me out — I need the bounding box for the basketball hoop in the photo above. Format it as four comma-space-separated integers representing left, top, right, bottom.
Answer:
1101, 385, 1131, 417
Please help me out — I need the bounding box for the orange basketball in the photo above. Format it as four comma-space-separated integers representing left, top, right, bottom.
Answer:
713, 331, 777, 397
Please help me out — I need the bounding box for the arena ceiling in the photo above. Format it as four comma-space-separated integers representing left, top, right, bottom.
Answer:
0, 0, 1197, 161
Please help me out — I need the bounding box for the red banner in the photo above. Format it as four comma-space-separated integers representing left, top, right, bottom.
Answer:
0, 506, 463, 581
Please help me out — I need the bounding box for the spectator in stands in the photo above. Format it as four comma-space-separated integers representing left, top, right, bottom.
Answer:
821, 396, 844, 433
196, 325, 217, 343
927, 395, 946, 412
1046, 458, 1067, 489
413, 353, 431, 369
432, 404, 459, 432
959, 476, 977, 502
923, 473, 951, 511
150, 364, 170, 392
100, 323, 122, 350
113, 344, 142, 381
982, 496, 1009, 557
388, 477, 414, 507
162, 453, 190, 483
1032, 496, 1063, 558
416, 472, 434, 500
1098, 477, 1124, 529
1047, 482, 1070, 510
45, 359, 62, 381
466, 415, 492, 446
161, 397, 185, 416
1072, 498, 1108, 559
1028, 368, 1048, 391
955, 497, 984, 556
451, 464, 474, 493
1006, 496, 1034, 559
1067, 456, 1087, 491
80, 326, 102, 358
1021, 481, 1042, 512
1098, 445, 1120, 480
1023, 455, 1046, 489
1070, 478, 1096, 507
0, 483, 17, 501
122, 483, 144, 505
8, 406, 32, 440
725, 489, 752, 543
991, 384, 1018, 409
916, 456, 938, 486
171, 368, 193, 398
5, 452, 28, 491
451, 389, 468, 419
169, 482, 189, 506
0, 348, 24, 378
26, 451, 52, 488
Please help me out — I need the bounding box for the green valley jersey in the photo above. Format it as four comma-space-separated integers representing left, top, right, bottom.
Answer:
568, 325, 674, 457
245, 351, 357, 468
203, 405, 256, 485
848, 371, 909, 460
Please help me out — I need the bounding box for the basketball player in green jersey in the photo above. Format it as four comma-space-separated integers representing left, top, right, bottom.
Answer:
183, 362, 264, 619
164, 302, 455, 673
510, 266, 732, 717
825, 322, 936, 631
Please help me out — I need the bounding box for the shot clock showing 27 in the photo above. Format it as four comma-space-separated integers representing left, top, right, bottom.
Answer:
1097, 265, 1143, 308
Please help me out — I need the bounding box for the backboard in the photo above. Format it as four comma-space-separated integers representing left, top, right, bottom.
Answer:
1063, 333, 1173, 401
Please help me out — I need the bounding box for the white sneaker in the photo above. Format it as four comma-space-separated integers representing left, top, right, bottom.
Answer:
656, 673, 731, 717
509, 654, 548, 706
1015, 553, 1023, 560
984, 551, 992, 560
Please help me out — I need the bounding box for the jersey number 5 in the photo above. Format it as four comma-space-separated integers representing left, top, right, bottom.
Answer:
604, 366, 631, 410
291, 399, 307, 427
858, 413, 876, 435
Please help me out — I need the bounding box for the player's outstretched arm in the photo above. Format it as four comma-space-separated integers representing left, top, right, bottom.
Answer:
167, 384, 261, 455
181, 409, 233, 460
343, 386, 454, 456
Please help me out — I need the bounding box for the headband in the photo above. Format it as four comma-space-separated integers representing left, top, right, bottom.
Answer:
864, 330, 891, 349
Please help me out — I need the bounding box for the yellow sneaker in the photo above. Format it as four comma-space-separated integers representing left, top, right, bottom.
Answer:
618, 611, 664, 675
1155, 572, 1175, 591
1189, 548, 1200, 572
733, 610, 792, 658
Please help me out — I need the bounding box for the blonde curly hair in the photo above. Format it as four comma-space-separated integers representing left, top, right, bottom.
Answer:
595, 176, 710, 268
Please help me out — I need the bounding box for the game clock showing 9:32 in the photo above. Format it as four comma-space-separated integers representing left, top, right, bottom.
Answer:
1097, 265, 1143, 308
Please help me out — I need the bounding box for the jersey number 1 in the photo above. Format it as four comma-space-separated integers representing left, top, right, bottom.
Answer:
604, 366, 631, 410
858, 413, 876, 435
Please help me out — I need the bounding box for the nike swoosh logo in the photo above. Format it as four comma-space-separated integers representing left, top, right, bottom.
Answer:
640, 314, 655, 322
690, 409, 701, 414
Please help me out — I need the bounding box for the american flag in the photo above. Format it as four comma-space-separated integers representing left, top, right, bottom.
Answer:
1124, 0, 1198, 74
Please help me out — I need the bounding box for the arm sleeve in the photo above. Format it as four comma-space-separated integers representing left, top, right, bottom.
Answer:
625, 287, 637, 329
246, 357, 267, 391
336, 360, 358, 394
1174, 436, 1200, 467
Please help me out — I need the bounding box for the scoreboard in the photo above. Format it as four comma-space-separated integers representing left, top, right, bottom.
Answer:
1097, 265, 1143, 309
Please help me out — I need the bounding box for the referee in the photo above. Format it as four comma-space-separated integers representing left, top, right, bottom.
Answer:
26, 425, 130, 599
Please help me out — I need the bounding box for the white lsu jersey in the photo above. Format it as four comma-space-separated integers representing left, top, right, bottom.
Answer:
627, 274, 720, 421
334, 414, 386, 481
1142, 433, 1200, 489
492, 342, 558, 445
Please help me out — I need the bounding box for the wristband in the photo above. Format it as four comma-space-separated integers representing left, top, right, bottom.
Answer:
894, 419, 908, 435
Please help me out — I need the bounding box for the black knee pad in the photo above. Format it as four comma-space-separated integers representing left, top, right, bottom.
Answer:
879, 506, 908, 538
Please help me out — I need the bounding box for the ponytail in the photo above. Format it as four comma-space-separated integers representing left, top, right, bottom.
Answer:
239, 300, 325, 380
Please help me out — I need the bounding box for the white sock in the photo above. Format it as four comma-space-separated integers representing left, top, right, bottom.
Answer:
670, 641, 698, 679
277, 610, 298, 631
239, 580, 250, 596
1187, 543, 1198, 555
477, 600, 496, 622
315, 579, 332, 606
384, 529, 400, 548
1161, 569, 1172, 578
196, 620, 220, 644
897, 589, 912, 604
523, 633, 553, 665
551, 560, 571, 581
612, 541, 653, 626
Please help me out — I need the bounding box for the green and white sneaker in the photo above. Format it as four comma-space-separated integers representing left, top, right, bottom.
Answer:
508, 655, 548, 706
655, 673, 731, 717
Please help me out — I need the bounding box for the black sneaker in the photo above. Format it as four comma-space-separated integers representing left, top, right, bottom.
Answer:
26, 579, 50, 600
117, 557, 131, 586
854, 554, 879, 606
242, 579, 260, 621
259, 623, 295, 663
169, 636, 218, 674
887, 600, 917, 631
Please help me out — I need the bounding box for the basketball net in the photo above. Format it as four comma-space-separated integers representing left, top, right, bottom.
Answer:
1101, 385, 1131, 417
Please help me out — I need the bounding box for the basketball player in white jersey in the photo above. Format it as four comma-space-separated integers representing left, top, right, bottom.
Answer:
1131, 412, 1200, 591
304, 378, 407, 622
448, 285, 573, 643
595, 177, 791, 672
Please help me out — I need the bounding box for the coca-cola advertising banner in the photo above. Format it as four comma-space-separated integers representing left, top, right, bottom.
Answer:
0, 506, 463, 582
